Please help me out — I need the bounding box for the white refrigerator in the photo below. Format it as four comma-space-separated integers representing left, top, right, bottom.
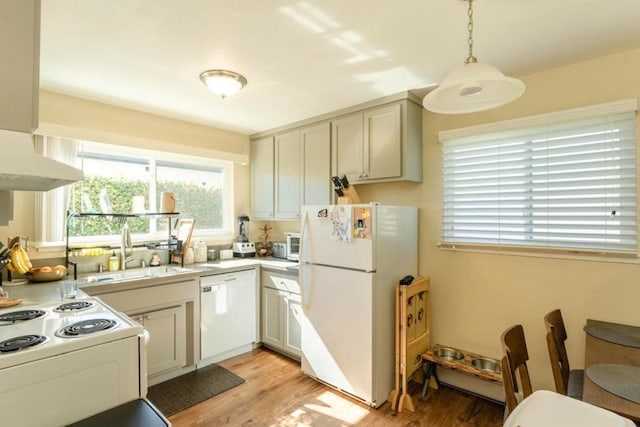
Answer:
299, 203, 418, 407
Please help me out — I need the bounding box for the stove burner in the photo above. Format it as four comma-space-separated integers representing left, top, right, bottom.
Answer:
54, 301, 94, 313
57, 319, 117, 337
0, 334, 47, 353
0, 310, 46, 323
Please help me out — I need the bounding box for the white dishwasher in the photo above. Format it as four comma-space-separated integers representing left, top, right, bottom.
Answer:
200, 268, 257, 360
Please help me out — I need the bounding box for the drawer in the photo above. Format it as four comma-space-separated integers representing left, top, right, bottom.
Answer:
97, 279, 198, 313
261, 270, 300, 294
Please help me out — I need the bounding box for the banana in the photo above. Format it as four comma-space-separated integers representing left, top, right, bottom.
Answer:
18, 246, 32, 269
10, 248, 22, 274
10, 246, 29, 274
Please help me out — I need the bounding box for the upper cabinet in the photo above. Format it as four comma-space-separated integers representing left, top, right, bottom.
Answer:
251, 136, 275, 220
301, 122, 331, 206
332, 100, 422, 184
252, 122, 331, 220
250, 93, 422, 218
0, 0, 40, 133
275, 129, 302, 219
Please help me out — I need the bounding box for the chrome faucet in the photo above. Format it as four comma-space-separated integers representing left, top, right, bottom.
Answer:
120, 220, 135, 270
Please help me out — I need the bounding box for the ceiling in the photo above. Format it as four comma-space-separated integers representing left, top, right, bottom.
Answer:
40, 1, 640, 135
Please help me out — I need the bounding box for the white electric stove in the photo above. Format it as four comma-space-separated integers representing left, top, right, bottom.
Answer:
0, 297, 147, 427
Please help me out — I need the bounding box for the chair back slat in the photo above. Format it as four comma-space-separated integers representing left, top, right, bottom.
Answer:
501, 324, 533, 413
544, 309, 571, 395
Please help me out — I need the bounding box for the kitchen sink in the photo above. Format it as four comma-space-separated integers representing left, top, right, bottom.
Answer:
85, 266, 195, 284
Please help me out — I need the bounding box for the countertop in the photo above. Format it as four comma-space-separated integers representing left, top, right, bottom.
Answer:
2, 257, 298, 303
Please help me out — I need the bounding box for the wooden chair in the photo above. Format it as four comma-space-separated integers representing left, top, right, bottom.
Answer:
544, 309, 584, 400
501, 324, 533, 416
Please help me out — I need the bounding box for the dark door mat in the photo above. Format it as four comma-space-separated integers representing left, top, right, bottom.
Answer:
147, 364, 245, 417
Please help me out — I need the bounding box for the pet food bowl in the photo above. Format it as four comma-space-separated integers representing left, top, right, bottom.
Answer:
433, 347, 465, 361
471, 357, 501, 374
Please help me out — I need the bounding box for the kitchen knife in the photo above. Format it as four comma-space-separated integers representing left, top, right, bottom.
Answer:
334, 188, 344, 197
340, 175, 350, 188
331, 176, 343, 189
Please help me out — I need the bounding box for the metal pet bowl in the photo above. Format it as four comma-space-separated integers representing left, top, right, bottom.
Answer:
471, 357, 501, 374
433, 347, 465, 361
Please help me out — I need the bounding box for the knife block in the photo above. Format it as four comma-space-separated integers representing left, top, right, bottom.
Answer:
337, 185, 361, 204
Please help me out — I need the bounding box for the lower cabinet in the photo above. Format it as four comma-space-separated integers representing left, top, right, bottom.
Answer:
261, 269, 302, 359
132, 305, 187, 377
88, 279, 197, 382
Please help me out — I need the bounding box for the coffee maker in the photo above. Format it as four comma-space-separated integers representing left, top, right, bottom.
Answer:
232, 214, 256, 258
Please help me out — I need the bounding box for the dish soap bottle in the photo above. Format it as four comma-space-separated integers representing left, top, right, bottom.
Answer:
109, 250, 120, 271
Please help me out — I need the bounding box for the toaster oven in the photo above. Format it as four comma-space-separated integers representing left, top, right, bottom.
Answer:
272, 242, 287, 259
285, 232, 300, 262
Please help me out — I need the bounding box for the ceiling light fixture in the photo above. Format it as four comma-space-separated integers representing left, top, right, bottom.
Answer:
199, 69, 248, 98
423, 0, 525, 114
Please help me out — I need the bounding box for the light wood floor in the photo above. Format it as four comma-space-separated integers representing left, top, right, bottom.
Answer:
169, 348, 504, 426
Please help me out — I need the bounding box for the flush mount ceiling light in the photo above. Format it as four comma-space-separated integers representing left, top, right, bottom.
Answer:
423, 0, 525, 114
199, 69, 248, 98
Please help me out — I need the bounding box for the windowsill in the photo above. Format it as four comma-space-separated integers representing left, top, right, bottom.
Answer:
438, 243, 640, 265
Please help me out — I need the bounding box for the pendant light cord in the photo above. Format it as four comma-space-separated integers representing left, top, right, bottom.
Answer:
465, 0, 477, 64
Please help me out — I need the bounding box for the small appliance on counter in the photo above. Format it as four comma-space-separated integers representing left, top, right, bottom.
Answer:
272, 242, 287, 259
285, 232, 300, 261
232, 214, 256, 258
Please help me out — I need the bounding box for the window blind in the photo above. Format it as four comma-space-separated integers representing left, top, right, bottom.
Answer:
441, 108, 638, 254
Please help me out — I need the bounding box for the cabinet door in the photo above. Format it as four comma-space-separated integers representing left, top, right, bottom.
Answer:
301, 123, 331, 206
140, 305, 186, 377
275, 129, 301, 219
363, 103, 401, 180
0, 0, 39, 133
332, 113, 364, 183
261, 286, 283, 348
251, 136, 275, 219
283, 292, 302, 357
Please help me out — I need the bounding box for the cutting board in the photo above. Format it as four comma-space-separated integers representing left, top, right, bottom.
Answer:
0, 298, 22, 308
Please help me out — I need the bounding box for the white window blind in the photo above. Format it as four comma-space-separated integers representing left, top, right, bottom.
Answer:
441, 103, 638, 255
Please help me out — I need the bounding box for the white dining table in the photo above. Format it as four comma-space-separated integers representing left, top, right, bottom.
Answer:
503, 390, 636, 427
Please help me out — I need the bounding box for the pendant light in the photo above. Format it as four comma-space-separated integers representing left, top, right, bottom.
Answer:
199, 69, 248, 98
423, 0, 525, 114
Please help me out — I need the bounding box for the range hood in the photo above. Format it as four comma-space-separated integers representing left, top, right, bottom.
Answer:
0, 129, 83, 191
0, 0, 83, 192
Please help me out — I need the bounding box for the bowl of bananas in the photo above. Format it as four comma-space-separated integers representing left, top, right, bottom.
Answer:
26, 266, 67, 283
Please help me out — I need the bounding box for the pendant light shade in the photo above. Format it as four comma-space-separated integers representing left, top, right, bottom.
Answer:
423, 62, 525, 114
199, 69, 247, 98
423, 0, 525, 114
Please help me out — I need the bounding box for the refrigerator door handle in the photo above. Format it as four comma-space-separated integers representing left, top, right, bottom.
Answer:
300, 210, 309, 264
299, 264, 312, 315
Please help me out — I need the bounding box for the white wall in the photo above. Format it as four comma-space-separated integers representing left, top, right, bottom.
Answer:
356, 48, 640, 394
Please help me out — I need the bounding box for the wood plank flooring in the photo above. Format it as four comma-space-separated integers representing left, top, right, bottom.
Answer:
169, 348, 504, 426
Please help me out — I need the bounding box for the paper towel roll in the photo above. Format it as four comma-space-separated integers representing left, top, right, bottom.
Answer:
160, 192, 176, 213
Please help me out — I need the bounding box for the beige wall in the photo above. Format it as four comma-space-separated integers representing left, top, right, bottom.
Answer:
357, 48, 640, 394
0, 91, 251, 259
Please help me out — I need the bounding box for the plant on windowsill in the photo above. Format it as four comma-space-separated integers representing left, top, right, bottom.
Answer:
255, 224, 272, 257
